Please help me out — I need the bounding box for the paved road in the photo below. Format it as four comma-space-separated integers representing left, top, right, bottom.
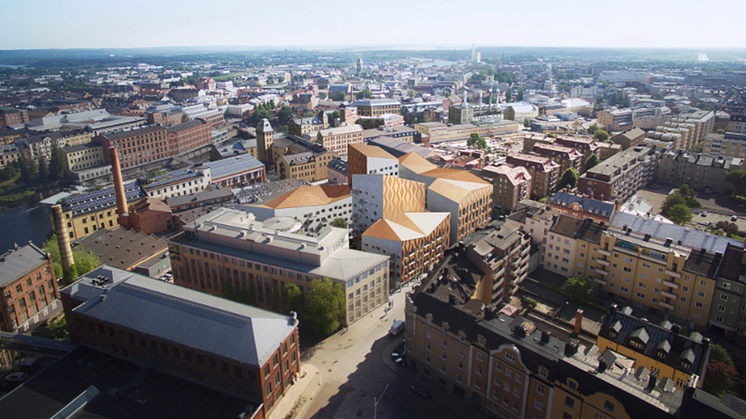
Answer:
301, 284, 481, 419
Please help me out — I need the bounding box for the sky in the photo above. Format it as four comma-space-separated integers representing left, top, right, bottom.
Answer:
1, 0, 745, 50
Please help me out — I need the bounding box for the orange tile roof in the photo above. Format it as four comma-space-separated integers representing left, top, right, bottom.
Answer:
259, 185, 351, 209
398, 152, 437, 174
421, 168, 491, 185
349, 144, 397, 160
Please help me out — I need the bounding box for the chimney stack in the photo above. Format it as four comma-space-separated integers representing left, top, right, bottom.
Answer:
109, 147, 129, 228
574, 309, 584, 334
51, 204, 74, 274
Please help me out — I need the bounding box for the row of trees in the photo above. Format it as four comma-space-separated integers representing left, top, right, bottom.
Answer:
222, 277, 346, 337
16, 144, 67, 186
43, 234, 100, 284
704, 343, 746, 398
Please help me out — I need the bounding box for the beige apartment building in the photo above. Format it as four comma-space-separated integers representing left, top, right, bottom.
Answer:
316, 125, 364, 156
655, 150, 745, 193
574, 213, 742, 330
63, 141, 106, 172
704, 132, 746, 160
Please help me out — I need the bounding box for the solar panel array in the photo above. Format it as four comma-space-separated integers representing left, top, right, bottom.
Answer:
147, 171, 200, 189
61, 182, 147, 216
207, 155, 264, 179
151, 168, 188, 182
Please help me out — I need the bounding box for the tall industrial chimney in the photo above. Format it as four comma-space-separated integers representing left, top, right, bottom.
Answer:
50, 204, 74, 274
109, 147, 129, 228
574, 309, 584, 334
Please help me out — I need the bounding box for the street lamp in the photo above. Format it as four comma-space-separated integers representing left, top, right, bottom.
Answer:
373, 383, 390, 419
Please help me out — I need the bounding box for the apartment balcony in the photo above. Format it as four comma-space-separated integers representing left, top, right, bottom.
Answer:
662, 280, 679, 289
598, 249, 611, 257
593, 277, 607, 285
658, 301, 675, 310
665, 270, 681, 278
521, 246, 530, 257
596, 259, 610, 267
494, 267, 506, 278
493, 276, 506, 291
596, 269, 609, 276
661, 290, 677, 300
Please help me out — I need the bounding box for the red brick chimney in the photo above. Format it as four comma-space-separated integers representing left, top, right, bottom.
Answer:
109, 147, 129, 229
574, 309, 584, 334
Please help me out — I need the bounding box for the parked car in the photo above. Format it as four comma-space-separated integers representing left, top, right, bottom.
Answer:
4, 372, 28, 384
732, 215, 739, 222
701, 211, 708, 217
411, 385, 431, 398
389, 320, 405, 336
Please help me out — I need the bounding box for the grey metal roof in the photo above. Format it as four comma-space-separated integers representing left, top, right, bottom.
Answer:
0, 243, 49, 288
71, 265, 296, 367
205, 154, 264, 180
166, 188, 233, 207
549, 191, 615, 218
611, 212, 744, 253
630, 327, 650, 345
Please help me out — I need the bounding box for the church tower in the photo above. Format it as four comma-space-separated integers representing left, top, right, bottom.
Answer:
256, 118, 274, 163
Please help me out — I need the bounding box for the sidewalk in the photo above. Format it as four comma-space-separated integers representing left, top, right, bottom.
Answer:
269, 363, 321, 419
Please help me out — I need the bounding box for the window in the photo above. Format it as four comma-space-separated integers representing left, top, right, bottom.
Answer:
535, 400, 543, 411
565, 396, 575, 408
537, 384, 545, 395
604, 400, 615, 412
477, 352, 484, 362
476, 366, 482, 376
505, 352, 515, 362
721, 294, 729, 301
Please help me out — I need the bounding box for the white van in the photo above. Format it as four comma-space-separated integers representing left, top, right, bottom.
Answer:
389, 320, 405, 336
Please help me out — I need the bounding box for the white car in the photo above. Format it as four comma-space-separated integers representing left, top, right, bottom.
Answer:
4, 372, 28, 383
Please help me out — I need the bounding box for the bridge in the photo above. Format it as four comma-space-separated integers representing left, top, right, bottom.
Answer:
0, 332, 78, 358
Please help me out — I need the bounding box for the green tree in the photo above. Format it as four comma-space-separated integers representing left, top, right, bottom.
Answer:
558, 168, 579, 190
662, 193, 687, 215
689, 142, 705, 153
37, 155, 49, 182
331, 218, 348, 228
276, 105, 294, 124
18, 151, 37, 185
505, 88, 513, 102
594, 130, 609, 142
517, 87, 524, 102
585, 154, 600, 171
72, 248, 99, 275
31, 316, 67, 340
407, 88, 416, 98
305, 278, 345, 336
356, 88, 373, 99
588, 123, 601, 135
283, 283, 304, 315
667, 204, 692, 225
48, 142, 67, 180
564, 277, 595, 305
726, 170, 746, 196
467, 133, 487, 149
524, 118, 531, 128
710, 343, 734, 366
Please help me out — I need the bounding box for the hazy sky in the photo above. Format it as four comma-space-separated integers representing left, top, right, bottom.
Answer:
1, 0, 744, 50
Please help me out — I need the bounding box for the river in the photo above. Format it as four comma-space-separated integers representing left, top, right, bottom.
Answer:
0, 203, 53, 252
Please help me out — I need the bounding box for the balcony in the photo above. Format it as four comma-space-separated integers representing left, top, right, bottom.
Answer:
593, 278, 607, 285
658, 301, 675, 310
521, 246, 530, 257
596, 259, 610, 267
665, 270, 681, 278
596, 269, 609, 276
661, 290, 677, 299
494, 267, 506, 278
662, 280, 679, 289
598, 249, 611, 257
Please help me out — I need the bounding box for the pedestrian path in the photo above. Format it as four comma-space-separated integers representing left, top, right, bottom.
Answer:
268, 363, 321, 419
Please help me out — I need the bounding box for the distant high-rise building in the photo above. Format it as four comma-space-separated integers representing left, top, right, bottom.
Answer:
356, 57, 363, 74
470, 43, 476, 62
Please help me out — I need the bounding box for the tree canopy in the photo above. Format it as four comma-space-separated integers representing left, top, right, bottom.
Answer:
593, 130, 609, 142
331, 218, 348, 229
524, 118, 531, 128
304, 278, 346, 336
558, 168, 579, 190
726, 170, 746, 197
667, 204, 692, 225
356, 88, 373, 99
585, 154, 600, 171
689, 142, 705, 153
467, 133, 487, 149
564, 277, 595, 305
